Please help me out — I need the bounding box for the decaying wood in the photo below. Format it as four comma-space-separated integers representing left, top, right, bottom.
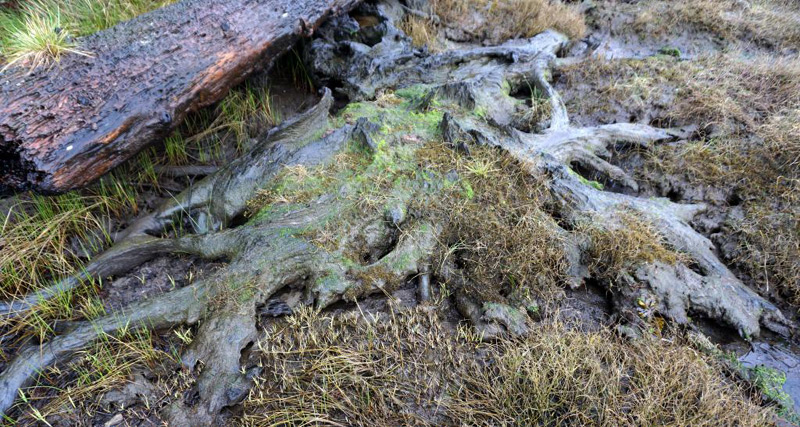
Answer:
0, 0, 794, 422
0, 0, 360, 194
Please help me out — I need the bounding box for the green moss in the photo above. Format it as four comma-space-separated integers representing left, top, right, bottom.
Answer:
390, 252, 414, 271
501, 80, 512, 94
395, 84, 432, 100
277, 226, 310, 238
657, 46, 682, 58
338, 96, 443, 140
339, 102, 383, 123
250, 97, 450, 251
268, 171, 331, 203
568, 167, 604, 190
248, 204, 304, 225
313, 270, 350, 300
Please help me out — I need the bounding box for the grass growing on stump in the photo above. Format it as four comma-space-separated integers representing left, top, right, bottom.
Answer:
418, 142, 569, 304
576, 208, 685, 280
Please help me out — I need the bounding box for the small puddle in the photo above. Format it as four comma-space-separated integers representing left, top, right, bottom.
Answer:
740, 341, 800, 410
698, 317, 800, 412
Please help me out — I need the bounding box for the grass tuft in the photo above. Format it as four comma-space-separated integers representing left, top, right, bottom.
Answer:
419, 142, 569, 303
577, 208, 684, 280
399, 15, 442, 52
0, 5, 88, 70
0, 0, 176, 68
0, 189, 135, 299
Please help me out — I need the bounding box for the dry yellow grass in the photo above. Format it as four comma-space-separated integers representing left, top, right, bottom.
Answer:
431, 0, 586, 42
558, 54, 800, 302
417, 142, 569, 303
760, 108, 800, 168
399, 15, 442, 52
560, 55, 800, 137
577, 208, 684, 280
628, 0, 800, 49
242, 304, 771, 426
13, 326, 186, 424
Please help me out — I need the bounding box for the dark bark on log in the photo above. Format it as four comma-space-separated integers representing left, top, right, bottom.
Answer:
0, 0, 360, 194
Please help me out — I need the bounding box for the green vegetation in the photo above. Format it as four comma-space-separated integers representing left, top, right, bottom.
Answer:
513, 83, 553, 132
658, 46, 681, 58
418, 141, 569, 304
15, 326, 181, 423
752, 366, 793, 408
0, 0, 176, 68
0, 6, 88, 69
250, 92, 443, 224
218, 83, 280, 152
1, 189, 136, 299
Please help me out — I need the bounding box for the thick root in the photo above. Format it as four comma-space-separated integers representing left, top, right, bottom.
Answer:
117, 89, 335, 239
308, 3, 793, 338
0, 153, 442, 422
1, 91, 339, 317
0, 282, 210, 415
0, 232, 238, 317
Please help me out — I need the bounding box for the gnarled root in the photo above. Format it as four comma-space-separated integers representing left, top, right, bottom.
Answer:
0, 91, 338, 318
0, 232, 238, 317
0, 280, 210, 415
306, 3, 792, 338
2, 2, 795, 421
0, 102, 445, 421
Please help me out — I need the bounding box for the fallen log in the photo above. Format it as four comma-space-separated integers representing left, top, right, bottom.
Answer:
0, 0, 360, 194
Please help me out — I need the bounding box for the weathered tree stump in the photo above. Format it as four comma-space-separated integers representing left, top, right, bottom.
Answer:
0, 1, 793, 423
0, 0, 360, 194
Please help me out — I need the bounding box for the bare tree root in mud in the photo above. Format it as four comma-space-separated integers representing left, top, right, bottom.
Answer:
0, 1, 794, 422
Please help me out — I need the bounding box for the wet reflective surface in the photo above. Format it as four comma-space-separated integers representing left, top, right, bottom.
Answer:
741, 341, 800, 409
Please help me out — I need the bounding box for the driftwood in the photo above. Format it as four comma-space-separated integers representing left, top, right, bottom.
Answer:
0, 0, 360, 194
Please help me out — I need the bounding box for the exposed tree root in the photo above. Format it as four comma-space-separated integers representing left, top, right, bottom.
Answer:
0, 90, 442, 420
0, 90, 337, 318
0, 1, 794, 422
307, 1, 792, 338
